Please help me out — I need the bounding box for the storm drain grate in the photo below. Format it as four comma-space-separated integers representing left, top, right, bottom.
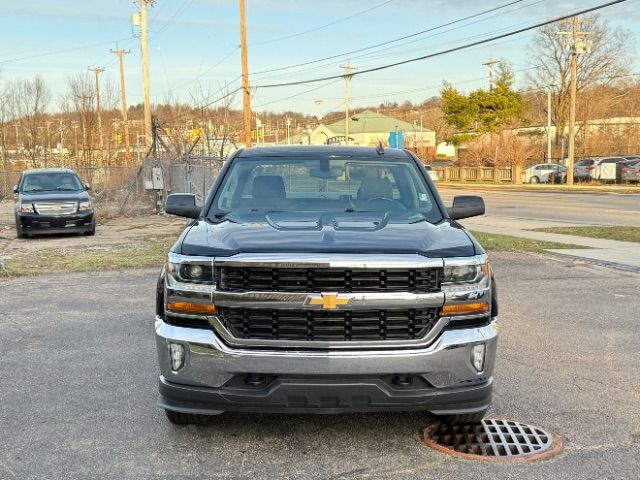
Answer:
423, 419, 562, 462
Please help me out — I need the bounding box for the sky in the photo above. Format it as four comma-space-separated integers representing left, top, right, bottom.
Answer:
1, 0, 639, 117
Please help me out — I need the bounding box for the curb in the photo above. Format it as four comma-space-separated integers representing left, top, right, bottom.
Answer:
436, 184, 640, 195
545, 251, 640, 274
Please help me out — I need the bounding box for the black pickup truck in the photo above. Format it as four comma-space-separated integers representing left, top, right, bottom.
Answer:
155, 146, 497, 425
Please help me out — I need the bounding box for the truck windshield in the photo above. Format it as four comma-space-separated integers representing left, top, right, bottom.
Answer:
211, 157, 443, 223
20, 172, 84, 192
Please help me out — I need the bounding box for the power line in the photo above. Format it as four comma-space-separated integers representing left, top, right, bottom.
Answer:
249, 0, 396, 46
253, 8, 541, 84
0, 37, 132, 65
249, 0, 528, 76
253, 0, 628, 89
150, 0, 195, 38
338, 0, 544, 66
253, 79, 343, 109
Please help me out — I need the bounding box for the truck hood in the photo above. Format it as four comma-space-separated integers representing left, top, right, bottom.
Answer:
18, 191, 89, 203
178, 211, 477, 257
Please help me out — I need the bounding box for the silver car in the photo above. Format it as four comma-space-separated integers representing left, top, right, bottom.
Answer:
621, 160, 640, 183
524, 163, 566, 183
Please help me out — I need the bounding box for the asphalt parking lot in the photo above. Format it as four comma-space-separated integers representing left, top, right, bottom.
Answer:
1, 252, 639, 479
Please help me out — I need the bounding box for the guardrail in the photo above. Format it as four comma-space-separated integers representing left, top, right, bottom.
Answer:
434, 166, 521, 183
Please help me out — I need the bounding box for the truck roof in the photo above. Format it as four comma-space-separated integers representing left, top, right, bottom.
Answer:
21, 168, 78, 175
235, 145, 412, 160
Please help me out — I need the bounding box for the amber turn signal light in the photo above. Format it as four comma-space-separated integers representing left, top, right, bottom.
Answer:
167, 300, 216, 315
440, 302, 489, 316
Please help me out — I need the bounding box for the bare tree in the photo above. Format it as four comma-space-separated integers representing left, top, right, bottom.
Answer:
60, 73, 96, 164
189, 82, 238, 159
526, 14, 633, 145
8, 75, 51, 165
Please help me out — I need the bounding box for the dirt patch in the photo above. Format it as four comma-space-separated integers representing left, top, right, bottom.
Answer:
0, 213, 186, 277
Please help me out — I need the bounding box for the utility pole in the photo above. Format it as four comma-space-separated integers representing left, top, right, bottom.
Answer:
340, 62, 356, 145
76, 94, 91, 163
136, 0, 153, 148
483, 57, 499, 91
112, 48, 131, 161
286, 118, 291, 145
58, 119, 65, 153
88, 67, 105, 153
558, 16, 591, 186
239, 0, 252, 147
547, 86, 553, 162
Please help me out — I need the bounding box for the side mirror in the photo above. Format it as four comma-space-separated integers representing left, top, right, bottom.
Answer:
447, 195, 485, 220
165, 193, 201, 219
85, 183, 91, 191
13, 185, 18, 194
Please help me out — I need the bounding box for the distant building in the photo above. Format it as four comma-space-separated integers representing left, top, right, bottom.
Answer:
283, 110, 436, 154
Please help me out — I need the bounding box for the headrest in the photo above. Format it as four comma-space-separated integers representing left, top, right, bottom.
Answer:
252, 175, 285, 199
357, 177, 393, 200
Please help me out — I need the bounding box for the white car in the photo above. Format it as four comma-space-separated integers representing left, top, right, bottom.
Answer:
524, 163, 567, 184
594, 157, 626, 183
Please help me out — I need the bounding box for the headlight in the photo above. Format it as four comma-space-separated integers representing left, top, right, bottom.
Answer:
167, 253, 214, 285
443, 263, 489, 285
441, 255, 491, 317
78, 201, 93, 212
19, 202, 34, 213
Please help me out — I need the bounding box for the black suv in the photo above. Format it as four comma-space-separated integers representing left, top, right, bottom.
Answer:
14, 168, 95, 238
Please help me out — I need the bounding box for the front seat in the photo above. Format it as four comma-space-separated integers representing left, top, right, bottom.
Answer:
357, 177, 393, 201
251, 175, 286, 209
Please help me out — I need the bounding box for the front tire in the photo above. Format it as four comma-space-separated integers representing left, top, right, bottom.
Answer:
437, 409, 487, 424
165, 409, 218, 425
529, 176, 540, 184
84, 222, 96, 236
16, 223, 27, 239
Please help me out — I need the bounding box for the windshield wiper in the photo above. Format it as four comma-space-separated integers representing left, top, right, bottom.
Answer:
211, 210, 231, 219
344, 208, 375, 213
55, 187, 79, 191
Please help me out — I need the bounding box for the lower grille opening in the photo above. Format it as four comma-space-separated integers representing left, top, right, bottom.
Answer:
165, 314, 211, 329
218, 307, 438, 341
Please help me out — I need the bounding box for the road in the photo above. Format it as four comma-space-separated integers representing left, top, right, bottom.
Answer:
1, 253, 638, 479
438, 187, 640, 227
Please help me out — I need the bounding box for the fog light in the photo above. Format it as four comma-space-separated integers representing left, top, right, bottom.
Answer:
169, 343, 185, 372
471, 344, 486, 372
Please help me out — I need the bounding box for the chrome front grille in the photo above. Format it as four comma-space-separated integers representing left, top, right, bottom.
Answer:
218, 307, 439, 341
219, 267, 442, 293
34, 202, 78, 215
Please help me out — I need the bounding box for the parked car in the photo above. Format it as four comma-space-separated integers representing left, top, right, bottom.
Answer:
14, 168, 95, 238
593, 156, 627, 183
155, 146, 497, 425
524, 163, 566, 183
621, 159, 640, 183
424, 164, 439, 182
574, 158, 596, 181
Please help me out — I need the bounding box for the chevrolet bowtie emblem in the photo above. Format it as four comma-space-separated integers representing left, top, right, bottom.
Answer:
307, 293, 350, 310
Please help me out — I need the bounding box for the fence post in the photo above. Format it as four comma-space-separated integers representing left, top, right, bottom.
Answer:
493, 166, 499, 182
443, 167, 450, 182
460, 167, 466, 181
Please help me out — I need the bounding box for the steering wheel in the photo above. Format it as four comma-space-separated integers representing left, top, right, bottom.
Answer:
361, 197, 406, 210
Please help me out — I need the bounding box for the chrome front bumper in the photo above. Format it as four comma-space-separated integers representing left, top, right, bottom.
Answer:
155, 316, 498, 415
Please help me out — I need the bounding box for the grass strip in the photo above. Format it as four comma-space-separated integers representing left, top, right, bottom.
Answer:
0, 235, 176, 278
529, 226, 640, 244
470, 230, 586, 253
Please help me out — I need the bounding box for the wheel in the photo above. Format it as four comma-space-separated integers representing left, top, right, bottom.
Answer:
529, 176, 540, 184
164, 409, 218, 425
84, 222, 96, 236
436, 409, 487, 424
16, 223, 27, 239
